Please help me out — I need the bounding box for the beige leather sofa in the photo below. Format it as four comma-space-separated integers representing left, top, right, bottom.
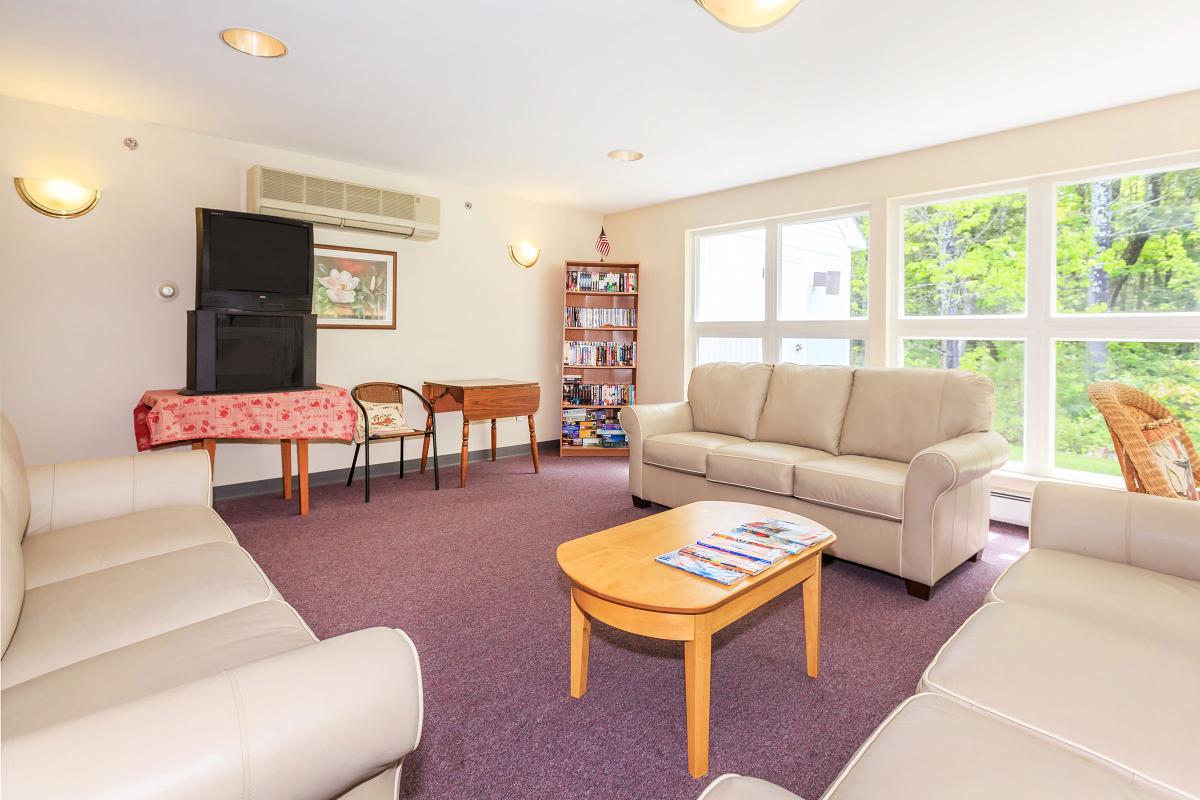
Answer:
0, 413, 423, 800
696, 481, 1200, 800
622, 363, 1010, 598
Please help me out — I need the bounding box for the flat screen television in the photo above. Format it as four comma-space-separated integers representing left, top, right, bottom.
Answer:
196, 208, 314, 312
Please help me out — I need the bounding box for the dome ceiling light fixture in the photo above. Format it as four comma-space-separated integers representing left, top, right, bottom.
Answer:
220, 28, 288, 58
607, 149, 644, 162
694, 0, 803, 30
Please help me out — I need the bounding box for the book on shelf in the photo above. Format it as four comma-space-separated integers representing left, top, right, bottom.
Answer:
562, 341, 636, 367
561, 406, 624, 447
562, 377, 635, 406
566, 270, 638, 293
564, 306, 637, 328
655, 518, 833, 585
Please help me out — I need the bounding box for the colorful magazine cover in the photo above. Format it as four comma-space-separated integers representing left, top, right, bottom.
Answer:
680, 544, 769, 576
697, 535, 786, 564
742, 518, 834, 546
655, 550, 745, 585
716, 527, 805, 555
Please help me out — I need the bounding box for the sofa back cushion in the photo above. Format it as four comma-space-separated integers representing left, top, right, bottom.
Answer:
688, 362, 774, 440
839, 368, 995, 463
1, 413, 30, 655
754, 364, 854, 453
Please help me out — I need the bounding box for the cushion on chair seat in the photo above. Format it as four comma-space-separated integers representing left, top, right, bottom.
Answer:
823, 693, 1167, 800
0, 600, 315, 738
793, 456, 907, 521
643, 431, 749, 475
706, 442, 830, 495
920, 602, 1200, 799
21, 506, 235, 590
0, 542, 278, 689
988, 549, 1200, 657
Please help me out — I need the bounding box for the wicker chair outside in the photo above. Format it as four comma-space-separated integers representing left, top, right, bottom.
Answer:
348, 382, 439, 500
1087, 381, 1199, 498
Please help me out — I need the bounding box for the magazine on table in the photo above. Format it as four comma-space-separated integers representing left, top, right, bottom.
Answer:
655, 517, 834, 585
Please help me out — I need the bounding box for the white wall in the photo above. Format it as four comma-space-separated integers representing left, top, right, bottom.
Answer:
0, 96, 602, 486
602, 90, 1200, 404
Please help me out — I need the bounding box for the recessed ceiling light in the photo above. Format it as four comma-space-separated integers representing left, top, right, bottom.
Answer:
607, 149, 644, 162
220, 28, 288, 58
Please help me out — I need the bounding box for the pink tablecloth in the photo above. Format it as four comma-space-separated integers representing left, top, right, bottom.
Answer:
134, 385, 356, 450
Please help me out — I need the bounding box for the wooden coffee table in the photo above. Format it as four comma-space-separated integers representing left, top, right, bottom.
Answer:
556, 500, 835, 778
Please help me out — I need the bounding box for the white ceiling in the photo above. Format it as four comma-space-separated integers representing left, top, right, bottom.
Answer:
2, 0, 1198, 213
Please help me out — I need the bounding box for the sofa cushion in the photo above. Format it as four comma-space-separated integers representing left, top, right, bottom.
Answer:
698, 774, 802, 800
0, 542, 277, 688
687, 362, 774, 440
22, 506, 236, 590
644, 431, 749, 475
824, 693, 1167, 800
2, 414, 30, 654
839, 367, 994, 463
1, 600, 314, 737
753, 364, 854, 454
988, 549, 1200, 657
793, 456, 907, 521
706, 442, 829, 495
920, 602, 1200, 799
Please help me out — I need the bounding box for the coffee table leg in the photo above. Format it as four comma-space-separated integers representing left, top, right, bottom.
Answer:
803, 561, 822, 679
684, 615, 712, 778
570, 590, 591, 698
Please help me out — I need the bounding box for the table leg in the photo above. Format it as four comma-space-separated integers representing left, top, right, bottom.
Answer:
803, 559, 822, 679
685, 615, 713, 778
192, 439, 216, 474
297, 439, 309, 516
280, 439, 293, 499
527, 415, 540, 474
491, 418, 497, 461
420, 413, 432, 474
570, 590, 591, 698
460, 418, 470, 488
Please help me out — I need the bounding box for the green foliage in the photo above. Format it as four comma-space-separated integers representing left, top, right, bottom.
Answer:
903, 193, 1027, 316
1056, 168, 1200, 313
850, 215, 869, 318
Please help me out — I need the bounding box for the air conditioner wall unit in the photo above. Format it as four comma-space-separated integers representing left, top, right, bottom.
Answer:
247, 165, 440, 241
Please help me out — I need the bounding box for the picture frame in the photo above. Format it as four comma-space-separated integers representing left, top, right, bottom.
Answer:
312, 244, 398, 330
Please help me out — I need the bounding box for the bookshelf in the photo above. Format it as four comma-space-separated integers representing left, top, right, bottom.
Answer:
561, 260, 639, 457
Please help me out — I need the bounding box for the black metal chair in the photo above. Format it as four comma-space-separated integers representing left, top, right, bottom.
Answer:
348, 382, 440, 501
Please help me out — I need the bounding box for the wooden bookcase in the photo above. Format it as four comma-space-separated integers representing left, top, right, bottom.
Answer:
560, 261, 639, 457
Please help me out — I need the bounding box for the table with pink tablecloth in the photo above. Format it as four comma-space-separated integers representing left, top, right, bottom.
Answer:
133, 385, 355, 515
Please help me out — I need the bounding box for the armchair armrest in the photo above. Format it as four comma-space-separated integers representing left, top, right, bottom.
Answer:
1030, 480, 1200, 581
901, 431, 1010, 585
25, 449, 212, 536
620, 402, 694, 499
0, 627, 423, 800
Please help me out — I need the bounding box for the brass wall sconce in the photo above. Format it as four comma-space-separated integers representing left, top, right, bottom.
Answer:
14, 178, 100, 218
508, 242, 541, 269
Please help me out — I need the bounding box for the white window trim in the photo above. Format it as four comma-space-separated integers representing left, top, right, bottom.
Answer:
689, 206, 871, 374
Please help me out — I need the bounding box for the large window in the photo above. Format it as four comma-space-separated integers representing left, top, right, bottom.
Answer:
692, 210, 869, 368
690, 160, 1200, 487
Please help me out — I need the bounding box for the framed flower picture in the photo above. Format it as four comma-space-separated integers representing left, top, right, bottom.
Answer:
312, 244, 397, 329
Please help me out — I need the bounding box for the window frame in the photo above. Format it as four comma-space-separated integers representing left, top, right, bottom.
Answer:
689, 205, 872, 371
685, 154, 1200, 488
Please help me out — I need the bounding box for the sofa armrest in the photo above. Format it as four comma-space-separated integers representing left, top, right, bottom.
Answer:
901, 431, 1010, 585
0, 627, 423, 800
25, 449, 212, 536
1030, 480, 1200, 581
697, 774, 804, 800
620, 402, 694, 499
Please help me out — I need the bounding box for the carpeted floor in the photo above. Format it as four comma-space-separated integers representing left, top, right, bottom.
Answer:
217, 453, 1028, 800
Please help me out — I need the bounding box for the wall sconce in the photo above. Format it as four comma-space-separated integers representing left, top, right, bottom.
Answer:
508, 242, 541, 269
694, 0, 803, 30
14, 178, 100, 218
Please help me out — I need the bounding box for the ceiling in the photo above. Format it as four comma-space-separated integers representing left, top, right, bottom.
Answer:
2, 0, 1198, 213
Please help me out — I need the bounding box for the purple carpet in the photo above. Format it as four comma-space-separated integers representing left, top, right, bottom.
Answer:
217, 453, 1027, 800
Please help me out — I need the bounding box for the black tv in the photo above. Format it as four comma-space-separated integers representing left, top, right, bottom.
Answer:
185, 309, 317, 394
196, 208, 314, 312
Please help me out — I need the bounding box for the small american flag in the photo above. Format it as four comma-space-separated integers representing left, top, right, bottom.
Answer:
595, 227, 611, 261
